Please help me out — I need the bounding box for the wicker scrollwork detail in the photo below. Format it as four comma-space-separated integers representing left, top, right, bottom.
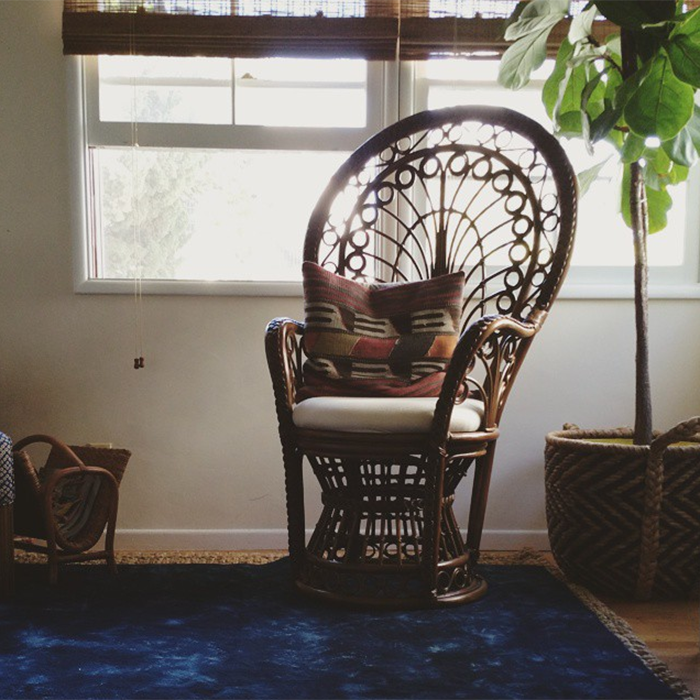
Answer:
305, 455, 477, 569
307, 108, 571, 332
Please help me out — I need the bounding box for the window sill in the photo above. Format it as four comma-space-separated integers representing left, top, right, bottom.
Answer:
75, 279, 303, 296
75, 278, 700, 300
558, 284, 700, 300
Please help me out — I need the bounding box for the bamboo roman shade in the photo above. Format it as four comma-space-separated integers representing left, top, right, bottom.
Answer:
63, 0, 574, 59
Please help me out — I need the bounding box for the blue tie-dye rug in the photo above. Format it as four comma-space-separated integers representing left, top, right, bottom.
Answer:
0, 556, 689, 699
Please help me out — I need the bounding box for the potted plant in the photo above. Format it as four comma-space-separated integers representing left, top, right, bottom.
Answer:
499, 0, 700, 599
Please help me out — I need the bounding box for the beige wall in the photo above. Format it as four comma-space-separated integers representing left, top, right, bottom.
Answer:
2, 1, 699, 550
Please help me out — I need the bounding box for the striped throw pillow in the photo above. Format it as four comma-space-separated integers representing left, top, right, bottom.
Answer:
299, 262, 465, 400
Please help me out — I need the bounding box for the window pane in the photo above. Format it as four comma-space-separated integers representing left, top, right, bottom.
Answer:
236, 1, 366, 17
427, 0, 588, 18
98, 56, 232, 125
92, 147, 347, 282
425, 59, 686, 268
234, 58, 367, 127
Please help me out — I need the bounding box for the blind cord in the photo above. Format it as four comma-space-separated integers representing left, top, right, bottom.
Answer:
130, 15, 145, 370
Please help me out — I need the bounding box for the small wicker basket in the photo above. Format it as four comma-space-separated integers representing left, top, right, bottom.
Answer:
545, 417, 700, 600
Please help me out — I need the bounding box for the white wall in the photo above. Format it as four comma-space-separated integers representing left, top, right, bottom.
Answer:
1, 1, 699, 550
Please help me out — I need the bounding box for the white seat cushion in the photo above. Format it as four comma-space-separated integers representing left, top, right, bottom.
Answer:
293, 396, 484, 434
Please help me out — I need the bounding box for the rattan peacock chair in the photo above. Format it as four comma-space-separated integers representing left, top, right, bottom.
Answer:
266, 105, 577, 608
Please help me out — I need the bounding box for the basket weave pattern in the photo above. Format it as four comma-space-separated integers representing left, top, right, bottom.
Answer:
545, 422, 700, 599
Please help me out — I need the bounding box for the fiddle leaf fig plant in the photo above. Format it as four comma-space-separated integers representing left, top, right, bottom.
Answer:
498, 0, 700, 445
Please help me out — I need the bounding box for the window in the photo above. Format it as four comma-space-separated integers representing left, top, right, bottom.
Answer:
77, 54, 700, 295
83, 55, 382, 287
412, 59, 699, 291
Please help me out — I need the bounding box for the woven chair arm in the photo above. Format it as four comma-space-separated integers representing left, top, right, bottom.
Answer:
13, 435, 85, 470
265, 317, 305, 413
431, 312, 543, 441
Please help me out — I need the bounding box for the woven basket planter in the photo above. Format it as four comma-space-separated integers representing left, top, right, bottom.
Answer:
545, 417, 700, 600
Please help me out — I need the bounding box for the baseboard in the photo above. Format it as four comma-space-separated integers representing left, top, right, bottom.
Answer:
114, 529, 550, 552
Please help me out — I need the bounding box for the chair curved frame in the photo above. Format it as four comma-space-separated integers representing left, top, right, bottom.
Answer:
267, 106, 577, 607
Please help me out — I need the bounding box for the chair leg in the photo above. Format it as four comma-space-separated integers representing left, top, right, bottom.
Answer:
422, 449, 448, 598
47, 548, 59, 586
283, 448, 306, 576
0, 504, 14, 598
103, 481, 119, 576
465, 441, 498, 561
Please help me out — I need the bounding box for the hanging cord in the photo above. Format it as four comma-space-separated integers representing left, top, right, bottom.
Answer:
396, 0, 402, 123
129, 16, 145, 370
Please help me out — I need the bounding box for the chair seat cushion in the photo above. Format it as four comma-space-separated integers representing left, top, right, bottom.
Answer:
293, 396, 484, 434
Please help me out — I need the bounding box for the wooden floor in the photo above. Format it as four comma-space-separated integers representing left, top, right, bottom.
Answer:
601, 595, 700, 697
542, 554, 700, 698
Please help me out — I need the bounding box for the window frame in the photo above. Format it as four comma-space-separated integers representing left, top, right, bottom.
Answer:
71, 55, 700, 299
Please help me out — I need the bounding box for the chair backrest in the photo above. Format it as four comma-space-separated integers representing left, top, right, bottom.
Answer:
304, 106, 577, 333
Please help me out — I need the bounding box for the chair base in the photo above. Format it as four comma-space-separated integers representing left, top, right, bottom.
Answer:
292, 450, 490, 608
295, 555, 488, 609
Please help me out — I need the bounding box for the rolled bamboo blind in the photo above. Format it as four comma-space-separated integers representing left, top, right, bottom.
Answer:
62, 0, 617, 59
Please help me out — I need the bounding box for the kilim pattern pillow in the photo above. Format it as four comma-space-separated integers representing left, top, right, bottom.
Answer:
299, 262, 465, 400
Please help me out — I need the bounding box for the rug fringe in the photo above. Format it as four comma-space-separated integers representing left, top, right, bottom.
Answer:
489, 549, 697, 700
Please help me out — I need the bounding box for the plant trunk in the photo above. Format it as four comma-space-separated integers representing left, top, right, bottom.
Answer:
621, 29, 653, 446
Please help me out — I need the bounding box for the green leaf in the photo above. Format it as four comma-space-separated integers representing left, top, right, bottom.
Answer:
604, 63, 623, 102
645, 186, 674, 233
648, 146, 672, 174
581, 71, 605, 114
605, 32, 622, 57
670, 6, 700, 41
662, 128, 697, 166
684, 105, 700, 152
621, 163, 673, 233
643, 145, 690, 191
504, 0, 567, 40
568, 42, 608, 67
596, 0, 676, 28
504, 13, 564, 41
503, 1, 529, 36
519, 0, 569, 19
543, 39, 606, 135
501, 0, 567, 91
557, 111, 584, 134
543, 39, 574, 117
624, 52, 694, 140
668, 163, 690, 185
569, 4, 598, 44
580, 71, 607, 149
621, 133, 646, 162
577, 157, 612, 197
667, 34, 700, 87
613, 59, 653, 111
590, 104, 622, 142
499, 22, 558, 90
